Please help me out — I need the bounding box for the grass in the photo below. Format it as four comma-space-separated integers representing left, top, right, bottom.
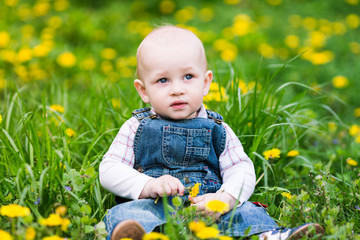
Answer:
0, 0, 360, 239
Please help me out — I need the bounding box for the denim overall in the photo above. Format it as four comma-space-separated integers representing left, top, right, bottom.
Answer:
104, 108, 277, 238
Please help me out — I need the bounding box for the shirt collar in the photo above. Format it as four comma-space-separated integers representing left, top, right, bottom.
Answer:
150, 104, 207, 119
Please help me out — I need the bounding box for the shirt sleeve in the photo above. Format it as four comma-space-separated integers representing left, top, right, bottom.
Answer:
99, 117, 154, 200
219, 122, 256, 204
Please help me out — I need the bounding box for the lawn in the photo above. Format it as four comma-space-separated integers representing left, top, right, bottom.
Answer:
0, 0, 359, 239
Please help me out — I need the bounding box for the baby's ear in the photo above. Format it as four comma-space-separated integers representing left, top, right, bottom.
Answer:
203, 70, 213, 96
134, 79, 150, 103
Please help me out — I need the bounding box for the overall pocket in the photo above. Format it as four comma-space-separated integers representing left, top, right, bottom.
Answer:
162, 125, 211, 167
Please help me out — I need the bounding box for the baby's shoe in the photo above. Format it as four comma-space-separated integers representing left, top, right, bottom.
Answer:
111, 219, 145, 240
258, 223, 324, 240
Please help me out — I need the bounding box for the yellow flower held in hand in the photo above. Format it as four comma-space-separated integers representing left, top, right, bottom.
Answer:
263, 148, 281, 160
0, 204, 31, 218
189, 182, 201, 197
205, 199, 229, 214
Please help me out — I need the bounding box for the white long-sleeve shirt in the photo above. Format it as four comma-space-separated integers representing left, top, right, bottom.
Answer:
99, 106, 256, 203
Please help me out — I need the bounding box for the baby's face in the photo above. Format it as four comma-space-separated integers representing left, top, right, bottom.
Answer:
135, 29, 212, 120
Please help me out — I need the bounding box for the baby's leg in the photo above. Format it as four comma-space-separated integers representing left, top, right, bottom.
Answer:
103, 198, 166, 239
218, 201, 278, 237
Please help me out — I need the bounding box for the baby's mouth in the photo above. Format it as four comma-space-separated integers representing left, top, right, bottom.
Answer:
171, 101, 187, 109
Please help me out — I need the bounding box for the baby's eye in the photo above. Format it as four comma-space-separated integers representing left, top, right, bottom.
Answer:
158, 78, 167, 83
184, 74, 193, 80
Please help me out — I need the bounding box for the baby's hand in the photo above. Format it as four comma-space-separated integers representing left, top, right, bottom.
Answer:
139, 175, 185, 199
189, 190, 237, 220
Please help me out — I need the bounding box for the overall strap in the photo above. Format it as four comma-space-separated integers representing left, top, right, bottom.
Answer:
132, 107, 158, 122
206, 109, 224, 125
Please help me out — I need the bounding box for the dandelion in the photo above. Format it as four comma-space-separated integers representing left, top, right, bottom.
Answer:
258, 43, 275, 58
287, 150, 299, 157
81, 57, 97, 70
267, 0, 282, 6
349, 124, 360, 136
0, 204, 31, 218
309, 50, 334, 65
219, 236, 233, 240
347, 158, 358, 167
284, 35, 300, 49
55, 206, 67, 216
232, 14, 252, 36
354, 108, 360, 117
0, 114, 2, 124
42, 236, 66, 240
346, 14, 360, 29
199, 7, 214, 22
0, 31, 11, 48
57, 52, 77, 68
224, 0, 241, 5
40, 214, 63, 226
205, 199, 229, 214
174, 6, 196, 24
281, 192, 292, 199
101, 48, 117, 60
54, 0, 69, 11
50, 104, 65, 113
0, 229, 13, 240
112, 98, 121, 109
332, 75, 349, 88
25, 227, 36, 240
196, 226, 220, 239
189, 183, 201, 197
17, 47, 33, 63
346, 0, 359, 4
189, 220, 206, 233
61, 218, 70, 231
65, 128, 75, 138
159, 0, 175, 14
263, 148, 281, 160
143, 232, 169, 240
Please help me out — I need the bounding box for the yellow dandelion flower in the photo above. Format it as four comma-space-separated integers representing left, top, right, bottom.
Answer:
354, 108, 360, 117
346, 0, 359, 5
258, 43, 275, 59
309, 50, 333, 65
224, 0, 241, 5
302, 17, 317, 31
199, 7, 214, 22
333, 22, 347, 35
281, 192, 292, 199
189, 220, 206, 233
346, 14, 360, 29
0, 114, 2, 124
65, 128, 75, 138
205, 199, 229, 214
332, 75, 349, 88
328, 122, 337, 132
307, 31, 327, 48
17, 47, 33, 63
39, 213, 63, 226
112, 98, 121, 109
219, 236, 233, 240
287, 150, 299, 157
55, 206, 67, 216
355, 135, 360, 143
25, 227, 36, 240
347, 158, 358, 167
0, 31, 11, 48
54, 0, 69, 11
263, 148, 281, 160
174, 6, 196, 24
101, 48, 117, 60
349, 124, 360, 136
232, 14, 252, 36
143, 232, 169, 240
221, 48, 237, 62
61, 218, 70, 231
50, 104, 65, 113
189, 183, 201, 197
196, 226, 220, 239
81, 57, 97, 70
0, 204, 31, 218
4, 0, 18, 7
57, 52, 77, 68
42, 236, 65, 240
33, 2, 50, 17
0, 229, 13, 240
284, 35, 300, 49
267, 0, 282, 6
159, 0, 175, 14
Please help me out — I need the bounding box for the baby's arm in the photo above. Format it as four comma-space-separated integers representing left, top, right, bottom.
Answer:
139, 175, 185, 199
